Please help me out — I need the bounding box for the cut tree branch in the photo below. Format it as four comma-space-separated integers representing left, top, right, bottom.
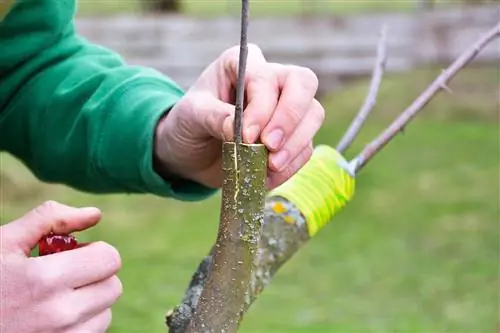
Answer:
351, 22, 500, 172
166, 22, 500, 333
336, 24, 389, 154
180, 1, 270, 333
185, 143, 267, 333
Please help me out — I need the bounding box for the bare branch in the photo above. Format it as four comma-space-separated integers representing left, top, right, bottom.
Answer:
336, 24, 389, 154
352, 22, 500, 172
233, 0, 249, 144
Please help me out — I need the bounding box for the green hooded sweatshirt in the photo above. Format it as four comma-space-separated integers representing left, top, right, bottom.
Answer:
0, 0, 217, 201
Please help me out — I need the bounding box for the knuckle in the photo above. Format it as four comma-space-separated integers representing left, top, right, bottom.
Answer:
45, 300, 80, 328
94, 241, 122, 273
282, 146, 312, 181
247, 43, 263, 55
304, 144, 314, 161
60, 306, 80, 327
37, 200, 62, 213
282, 164, 298, 182
108, 275, 123, 300
99, 309, 113, 332
311, 99, 326, 124
285, 104, 304, 126
25, 260, 51, 298
224, 43, 262, 58
222, 43, 266, 76
33, 200, 61, 219
29, 259, 63, 289
190, 92, 212, 115
31, 200, 73, 232
221, 45, 240, 62
295, 66, 319, 91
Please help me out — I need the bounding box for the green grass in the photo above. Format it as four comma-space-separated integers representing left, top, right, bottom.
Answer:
75, 0, 459, 16
1, 64, 499, 332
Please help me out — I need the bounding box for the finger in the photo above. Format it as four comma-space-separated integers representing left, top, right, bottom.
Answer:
269, 99, 325, 172
222, 44, 280, 143
190, 92, 235, 141
267, 143, 314, 189
262, 64, 319, 152
67, 309, 112, 333
31, 241, 121, 289
2, 200, 101, 254
72, 276, 122, 321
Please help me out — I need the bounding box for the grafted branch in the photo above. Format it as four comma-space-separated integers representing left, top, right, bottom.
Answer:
177, 1, 270, 333
185, 143, 267, 333
166, 22, 500, 333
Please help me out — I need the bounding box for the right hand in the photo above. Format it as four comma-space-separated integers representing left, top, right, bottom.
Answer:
0, 200, 123, 333
155, 45, 324, 190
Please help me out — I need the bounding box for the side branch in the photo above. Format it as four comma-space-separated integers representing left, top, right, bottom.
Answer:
336, 24, 389, 153
352, 22, 500, 172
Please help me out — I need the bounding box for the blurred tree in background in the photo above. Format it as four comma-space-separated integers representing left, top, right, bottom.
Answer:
142, 0, 180, 12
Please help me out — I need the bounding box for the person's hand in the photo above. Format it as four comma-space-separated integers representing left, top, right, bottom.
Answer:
155, 44, 325, 189
0, 201, 122, 333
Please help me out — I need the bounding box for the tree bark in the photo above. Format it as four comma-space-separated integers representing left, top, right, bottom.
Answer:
184, 142, 268, 333
166, 145, 355, 333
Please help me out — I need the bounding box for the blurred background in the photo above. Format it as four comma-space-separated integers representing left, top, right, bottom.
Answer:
1, 0, 499, 332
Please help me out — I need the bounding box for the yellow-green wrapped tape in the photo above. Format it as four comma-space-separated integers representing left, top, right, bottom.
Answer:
268, 145, 355, 237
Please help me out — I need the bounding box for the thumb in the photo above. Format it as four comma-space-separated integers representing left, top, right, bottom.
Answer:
191, 92, 236, 142
1, 200, 101, 255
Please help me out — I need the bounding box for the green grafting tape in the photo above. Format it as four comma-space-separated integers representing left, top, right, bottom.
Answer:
268, 145, 355, 237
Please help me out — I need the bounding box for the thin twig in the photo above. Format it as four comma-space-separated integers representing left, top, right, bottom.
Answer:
336, 24, 389, 154
352, 22, 500, 172
233, 0, 249, 144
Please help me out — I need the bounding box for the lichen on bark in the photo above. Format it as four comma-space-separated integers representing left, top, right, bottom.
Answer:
184, 142, 268, 333
166, 195, 310, 333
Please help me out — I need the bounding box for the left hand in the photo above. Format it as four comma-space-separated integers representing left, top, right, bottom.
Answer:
155, 44, 325, 189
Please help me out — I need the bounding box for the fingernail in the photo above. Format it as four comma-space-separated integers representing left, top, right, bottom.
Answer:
245, 125, 260, 143
271, 150, 289, 171
80, 207, 100, 214
265, 129, 284, 150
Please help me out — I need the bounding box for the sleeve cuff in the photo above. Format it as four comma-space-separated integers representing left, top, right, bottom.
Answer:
96, 76, 219, 201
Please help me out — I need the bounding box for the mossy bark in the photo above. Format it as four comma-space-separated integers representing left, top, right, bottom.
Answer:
166, 195, 309, 333
183, 142, 268, 333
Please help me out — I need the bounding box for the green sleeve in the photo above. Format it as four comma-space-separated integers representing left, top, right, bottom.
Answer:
0, 19, 217, 201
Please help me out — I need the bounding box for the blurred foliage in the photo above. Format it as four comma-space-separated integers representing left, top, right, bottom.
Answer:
142, 0, 180, 12
1, 63, 498, 332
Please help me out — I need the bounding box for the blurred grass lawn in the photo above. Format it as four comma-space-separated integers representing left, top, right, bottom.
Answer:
1, 64, 499, 333
75, 0, 456, 16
